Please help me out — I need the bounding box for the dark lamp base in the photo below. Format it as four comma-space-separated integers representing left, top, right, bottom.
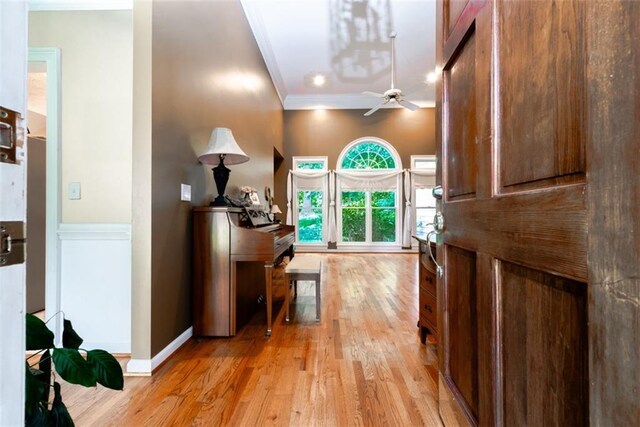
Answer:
210, 195, 228, 206
210, 156, 231, 207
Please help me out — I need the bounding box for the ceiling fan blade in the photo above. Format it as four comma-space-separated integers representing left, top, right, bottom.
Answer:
364, 102, 385, 116
362, 91, 385, 98
398, 99, 420, 111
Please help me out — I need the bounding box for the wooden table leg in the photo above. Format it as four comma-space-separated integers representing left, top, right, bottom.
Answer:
265, 263, 273, 337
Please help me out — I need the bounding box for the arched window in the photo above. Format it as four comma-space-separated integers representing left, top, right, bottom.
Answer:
338, 138, 401, 171
336, 138, 402, 247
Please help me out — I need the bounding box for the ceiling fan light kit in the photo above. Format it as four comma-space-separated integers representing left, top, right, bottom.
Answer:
363, 32, 420, 116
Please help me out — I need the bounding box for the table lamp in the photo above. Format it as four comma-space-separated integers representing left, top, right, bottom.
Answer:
270, 204, 282, 222
198, 128, 249, 206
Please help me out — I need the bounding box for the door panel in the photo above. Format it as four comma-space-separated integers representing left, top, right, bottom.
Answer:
499, 0, 586, 192
436, 0, 591, 425
500, 261, 588, 426
444, 29, 477, 200
445, 0, 469, 37
445, 246, 478, 420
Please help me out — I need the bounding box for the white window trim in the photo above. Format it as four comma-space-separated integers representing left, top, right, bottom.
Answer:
410, 154, 437, 171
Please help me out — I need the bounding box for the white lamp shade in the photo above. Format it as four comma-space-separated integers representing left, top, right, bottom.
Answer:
270, 204, 282, 214
198, 128, 250, 165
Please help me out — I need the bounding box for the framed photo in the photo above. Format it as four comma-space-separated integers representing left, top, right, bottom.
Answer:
249, 191, 261, 205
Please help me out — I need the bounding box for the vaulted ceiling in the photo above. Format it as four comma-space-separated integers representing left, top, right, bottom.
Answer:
241, 0, 437, 110
28, 0, 437, 111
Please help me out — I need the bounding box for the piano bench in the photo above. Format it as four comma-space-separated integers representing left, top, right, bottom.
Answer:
284, 256, 322, 323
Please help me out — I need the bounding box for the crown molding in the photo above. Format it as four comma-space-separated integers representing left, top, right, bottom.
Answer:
241, 0, 287, 106
283, 93, 435, 110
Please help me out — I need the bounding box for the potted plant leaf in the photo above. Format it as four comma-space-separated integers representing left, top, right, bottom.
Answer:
25, 313, 124, 426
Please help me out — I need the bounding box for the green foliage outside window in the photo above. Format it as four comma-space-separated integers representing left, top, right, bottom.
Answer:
298, 190, 323, 242
372, 191, 396, 242
296, 161, 324, 170
341, 191, 366, 242
340, 142, 396, 170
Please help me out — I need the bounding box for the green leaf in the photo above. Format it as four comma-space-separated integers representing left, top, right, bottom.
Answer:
87, 349, 124, 390
25, 361, 45, 417
37, 349, 52, 404
26, 313, 54, 350
62, 319, 83, 349
25, 404, 48, 427
52, 348, 96, 387
50, 382, 75, 427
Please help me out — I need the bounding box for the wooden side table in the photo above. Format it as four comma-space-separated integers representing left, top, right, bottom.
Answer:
414, 236, 438, 343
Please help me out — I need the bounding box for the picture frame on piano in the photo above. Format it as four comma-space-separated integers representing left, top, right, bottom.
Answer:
249, 191, 261, 205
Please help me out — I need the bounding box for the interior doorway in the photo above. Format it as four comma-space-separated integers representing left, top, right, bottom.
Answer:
26, 61, 47, 313
26, 48, 61, 336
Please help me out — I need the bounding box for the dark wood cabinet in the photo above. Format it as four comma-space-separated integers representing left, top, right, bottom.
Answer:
415, 236, 437, 343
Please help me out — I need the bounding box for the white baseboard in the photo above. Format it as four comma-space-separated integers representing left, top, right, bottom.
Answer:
126, 327, 193, 375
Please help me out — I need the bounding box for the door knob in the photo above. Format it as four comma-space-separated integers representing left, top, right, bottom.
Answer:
432, 185, 443, 199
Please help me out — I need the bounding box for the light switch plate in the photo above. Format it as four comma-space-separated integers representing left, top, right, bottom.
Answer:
68, 182, 81, 200
181, 184, 191, 202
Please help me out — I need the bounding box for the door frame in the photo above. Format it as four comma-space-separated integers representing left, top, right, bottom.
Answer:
28, 47, 62, 340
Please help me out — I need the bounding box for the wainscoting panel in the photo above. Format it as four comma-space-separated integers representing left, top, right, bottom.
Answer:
59, 224, 131, 353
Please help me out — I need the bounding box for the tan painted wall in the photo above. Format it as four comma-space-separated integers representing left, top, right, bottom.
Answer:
149, 0, 283, 355
276, 108, 436, 213
29, 11, 133, 223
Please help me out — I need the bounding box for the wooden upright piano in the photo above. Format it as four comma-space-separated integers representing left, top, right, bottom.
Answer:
192, 207, 295, 337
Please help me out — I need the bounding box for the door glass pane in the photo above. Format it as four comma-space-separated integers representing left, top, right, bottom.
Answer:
341, 191, 365, 242
298, 190, 323, 243
415, 188, 436, 207
416, 207, 436, 235
296, 161, 324, 170
372, 191, 396, 242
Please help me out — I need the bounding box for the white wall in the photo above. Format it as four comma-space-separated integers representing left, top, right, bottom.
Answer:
0, 1, 27, 424
29, 10, 133, 223
58, 224, 131, 353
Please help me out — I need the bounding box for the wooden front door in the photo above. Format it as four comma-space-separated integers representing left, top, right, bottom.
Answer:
436, 1, 639, 425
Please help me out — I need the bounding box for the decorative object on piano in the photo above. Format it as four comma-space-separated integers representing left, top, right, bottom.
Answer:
249, 191, 261, 205
270, 204, 282, 223
264, 186, 273, 209
198, 128, 249, 206
244, 206, 273, 227
240, 186, 257, 204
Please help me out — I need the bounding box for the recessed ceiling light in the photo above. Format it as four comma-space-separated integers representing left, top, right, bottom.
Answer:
426, 72, 437, 84
312, 74, 326, 87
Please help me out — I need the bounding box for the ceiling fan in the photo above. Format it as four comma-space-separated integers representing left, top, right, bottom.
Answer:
363, 32, 420, 116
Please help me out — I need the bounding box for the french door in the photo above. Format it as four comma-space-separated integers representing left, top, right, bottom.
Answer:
339, 190, 398, 244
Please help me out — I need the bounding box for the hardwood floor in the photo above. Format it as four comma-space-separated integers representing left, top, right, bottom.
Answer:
61, 254, 442, 426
